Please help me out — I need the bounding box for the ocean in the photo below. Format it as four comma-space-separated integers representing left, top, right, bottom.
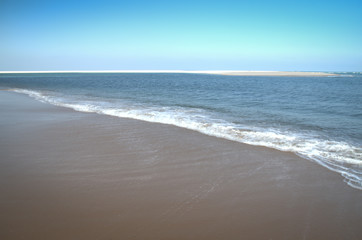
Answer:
1, 72, 361, 189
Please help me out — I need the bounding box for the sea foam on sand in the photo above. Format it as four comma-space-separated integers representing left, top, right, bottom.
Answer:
0, 91, 361, 240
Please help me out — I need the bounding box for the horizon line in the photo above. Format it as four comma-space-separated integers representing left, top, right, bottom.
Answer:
0, 70, 342, 77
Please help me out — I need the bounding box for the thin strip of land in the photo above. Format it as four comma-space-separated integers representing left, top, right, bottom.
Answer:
0, 70, 338, 76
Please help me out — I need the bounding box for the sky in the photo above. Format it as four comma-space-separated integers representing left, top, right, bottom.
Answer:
0, 0, 361, 71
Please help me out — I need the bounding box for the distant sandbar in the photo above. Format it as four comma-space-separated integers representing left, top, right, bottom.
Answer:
0, 70, 337, 77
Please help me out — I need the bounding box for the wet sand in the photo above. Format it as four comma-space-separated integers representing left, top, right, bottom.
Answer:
0, 91, 361, 239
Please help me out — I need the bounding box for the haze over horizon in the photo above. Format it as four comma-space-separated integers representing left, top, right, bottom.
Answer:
1, 0, 361, 71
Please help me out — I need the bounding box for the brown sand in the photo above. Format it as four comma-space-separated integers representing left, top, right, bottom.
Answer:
0, 91, 361, 240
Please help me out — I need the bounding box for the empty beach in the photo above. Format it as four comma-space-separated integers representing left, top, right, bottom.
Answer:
1, 91, 361, 239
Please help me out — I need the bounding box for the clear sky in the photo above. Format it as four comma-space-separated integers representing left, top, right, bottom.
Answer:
1, 0, 361, 71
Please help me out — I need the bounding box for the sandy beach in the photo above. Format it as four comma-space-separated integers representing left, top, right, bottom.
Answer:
0, 70, 337, 77
0, 91, 361, 240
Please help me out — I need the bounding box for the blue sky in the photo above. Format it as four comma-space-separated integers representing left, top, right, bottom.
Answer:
1, 0, 361, 71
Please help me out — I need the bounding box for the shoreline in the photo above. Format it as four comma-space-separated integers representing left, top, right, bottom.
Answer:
1, 91, 361, 239
5, 88, 360, 190
0, 70, 338, 77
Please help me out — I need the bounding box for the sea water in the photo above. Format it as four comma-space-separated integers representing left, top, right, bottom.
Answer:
1, 72, 361, 189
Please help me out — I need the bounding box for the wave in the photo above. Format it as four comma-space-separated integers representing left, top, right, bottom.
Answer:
11, 88, 362, 190
323, 72, 361, 78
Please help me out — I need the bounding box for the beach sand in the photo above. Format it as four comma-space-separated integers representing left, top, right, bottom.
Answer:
0, 70, 337, 77
0, 91, 360, 239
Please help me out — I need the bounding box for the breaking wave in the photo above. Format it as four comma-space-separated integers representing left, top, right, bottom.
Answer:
11, 88, 362, 190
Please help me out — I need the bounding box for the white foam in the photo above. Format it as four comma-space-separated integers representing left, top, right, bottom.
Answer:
10, 88, 362, 189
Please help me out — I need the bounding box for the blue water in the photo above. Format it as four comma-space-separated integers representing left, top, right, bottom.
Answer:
1, 72, 361, 189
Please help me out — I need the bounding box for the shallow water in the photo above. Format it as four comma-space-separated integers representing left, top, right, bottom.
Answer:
1, 72, 361, 189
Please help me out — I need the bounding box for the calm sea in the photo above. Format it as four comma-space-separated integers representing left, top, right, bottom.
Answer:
1, 72, 361, 189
